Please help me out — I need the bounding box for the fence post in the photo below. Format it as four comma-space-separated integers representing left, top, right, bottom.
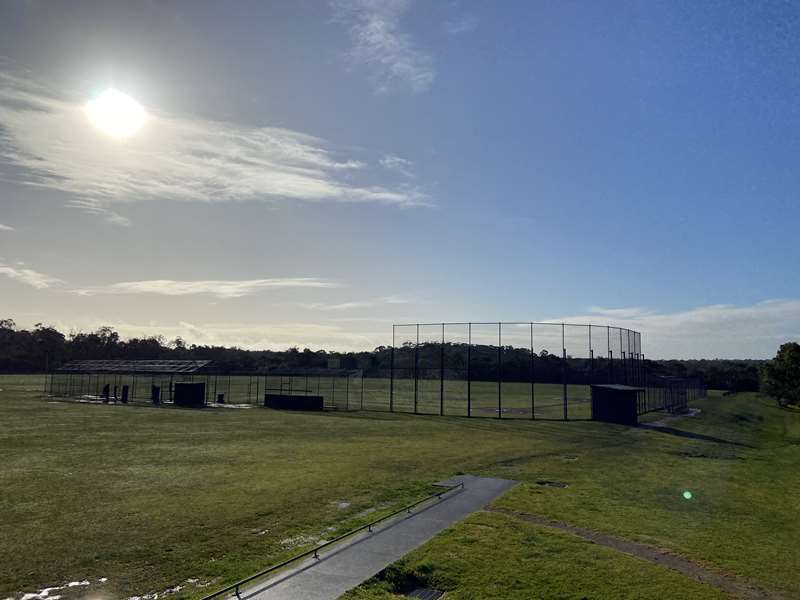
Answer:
440, 323, 445, 416
389, 344, 395, 413
467, 323, 472, 418
530, 322, 535, 420
589, 325, 594, 385
414, 324, 419, 414
497, 322, 502, 419
562, 323, 567, 420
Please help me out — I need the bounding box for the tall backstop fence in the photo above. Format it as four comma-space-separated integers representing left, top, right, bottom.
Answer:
378, 322, 703, 420
42, 326, 705, 421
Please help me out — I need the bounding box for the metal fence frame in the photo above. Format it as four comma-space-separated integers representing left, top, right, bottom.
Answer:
47, 369, 364, 411
385, 322, 700, 420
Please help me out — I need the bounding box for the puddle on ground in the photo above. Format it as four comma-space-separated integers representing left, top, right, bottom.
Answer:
280, 534, 320, 549
12, 579, 102, 600
126, 578, 212, 600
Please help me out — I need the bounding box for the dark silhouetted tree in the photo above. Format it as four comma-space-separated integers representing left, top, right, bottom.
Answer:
761, 342, 800, 407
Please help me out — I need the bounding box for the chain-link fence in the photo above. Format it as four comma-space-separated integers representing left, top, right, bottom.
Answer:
46, 369, 363, 411
375, 322, 700, 420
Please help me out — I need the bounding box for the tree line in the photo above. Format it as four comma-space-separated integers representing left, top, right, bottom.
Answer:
0, 319, 764, 391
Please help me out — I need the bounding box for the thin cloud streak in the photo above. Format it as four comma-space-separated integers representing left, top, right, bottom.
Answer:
0, 72, 429, 225
560, 299, 800, 359
331, 0, 435, 94
443, 15, 479, 35
380, 154, 414, 177
0, 263, 63, 289
67, 319, 385, 352
300, 295, 412, 311
0, 223, 14, 231
73, 278, 339, 299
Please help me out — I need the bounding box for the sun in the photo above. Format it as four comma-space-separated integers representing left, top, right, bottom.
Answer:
85, 89, 147, 138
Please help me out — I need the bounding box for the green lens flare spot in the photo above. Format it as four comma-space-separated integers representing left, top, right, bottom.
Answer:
683, 490, 693, 500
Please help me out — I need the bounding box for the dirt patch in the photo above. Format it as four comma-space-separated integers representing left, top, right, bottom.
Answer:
488, 507, 790, 600
474, 407, 530, 416
535, 480, 569, 488
671, 451, 743, 461
643, 408, 701, 428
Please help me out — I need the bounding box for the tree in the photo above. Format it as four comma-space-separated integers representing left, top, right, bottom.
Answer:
761, 342, 800, 407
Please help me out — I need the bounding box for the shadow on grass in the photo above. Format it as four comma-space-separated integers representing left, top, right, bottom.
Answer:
640, 424, 756, 448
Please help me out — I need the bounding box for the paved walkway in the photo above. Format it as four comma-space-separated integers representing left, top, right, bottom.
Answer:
239, 475, 516, 600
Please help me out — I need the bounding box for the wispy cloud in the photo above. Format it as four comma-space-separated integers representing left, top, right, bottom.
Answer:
300, 295, 411, 311
585, 306, 651, 319
301, 301, 372, 311
331, 0, 435, 94
63, 319, 385, 352
443, 14, 478, 35
380, 154, 414, 177
0, 223, 14, 231
558, 300, 800, 359
0, 263, 63, 289
0, 72, 429, 225
73, 278, 339, 299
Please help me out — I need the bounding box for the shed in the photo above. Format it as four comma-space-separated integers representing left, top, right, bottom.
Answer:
590, 384, 645, 426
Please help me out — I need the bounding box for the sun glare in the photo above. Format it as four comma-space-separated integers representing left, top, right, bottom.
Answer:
85, 89, 147, 138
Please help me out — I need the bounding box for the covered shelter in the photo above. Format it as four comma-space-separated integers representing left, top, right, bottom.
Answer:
47, 361, 363, 409
50, 360, 212, 404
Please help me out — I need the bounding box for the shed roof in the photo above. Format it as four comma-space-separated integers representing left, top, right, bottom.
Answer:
57, 360, 212, 374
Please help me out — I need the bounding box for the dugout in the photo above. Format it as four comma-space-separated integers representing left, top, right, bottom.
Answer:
174, 382, 207, 408
50, 360, 212, 404
590, 384, 644, 426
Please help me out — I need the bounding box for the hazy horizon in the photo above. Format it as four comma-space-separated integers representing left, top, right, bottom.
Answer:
1, 1, 799, 359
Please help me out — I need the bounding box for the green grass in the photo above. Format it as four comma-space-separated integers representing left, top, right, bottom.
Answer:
341, 511, 728, 600
1, 376, 798, 600
345, 390, 800, 598
0, 375, 597, 600
49, 373, 594, 419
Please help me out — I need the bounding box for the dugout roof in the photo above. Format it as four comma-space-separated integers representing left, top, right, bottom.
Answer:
56, 360, 212, 374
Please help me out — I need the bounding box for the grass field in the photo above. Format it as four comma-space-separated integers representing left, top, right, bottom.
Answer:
1, 375, 798, 599
49, 372, 595, 419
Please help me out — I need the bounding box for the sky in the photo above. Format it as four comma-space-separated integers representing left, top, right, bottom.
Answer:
0, 0, 798, 358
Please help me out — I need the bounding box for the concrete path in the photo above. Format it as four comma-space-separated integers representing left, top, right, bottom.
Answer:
238, 475, 516, 600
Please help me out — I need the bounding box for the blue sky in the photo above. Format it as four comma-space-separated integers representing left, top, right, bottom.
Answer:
0, 0, 798, 357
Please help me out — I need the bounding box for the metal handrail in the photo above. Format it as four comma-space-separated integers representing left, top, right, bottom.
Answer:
198, 481, 465, 600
